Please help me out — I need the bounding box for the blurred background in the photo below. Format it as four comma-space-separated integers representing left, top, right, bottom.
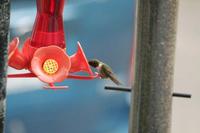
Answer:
172, 0, 200, 133
5, 0, 200, 133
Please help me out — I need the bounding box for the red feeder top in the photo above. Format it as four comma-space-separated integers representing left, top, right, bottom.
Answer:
31, 0, 66, 49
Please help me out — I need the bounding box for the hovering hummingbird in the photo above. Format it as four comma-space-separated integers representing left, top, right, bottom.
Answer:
88, 59, 122, 85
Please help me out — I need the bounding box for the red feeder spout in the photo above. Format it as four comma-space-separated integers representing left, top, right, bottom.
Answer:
31, 0, 66, 49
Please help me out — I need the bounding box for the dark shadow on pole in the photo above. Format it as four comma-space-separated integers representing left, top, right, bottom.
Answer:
0, 0, 10, 132
129, 0, 178, 133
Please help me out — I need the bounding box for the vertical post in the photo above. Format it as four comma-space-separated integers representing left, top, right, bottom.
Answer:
0, 0, 10, 132
129, 0, 178, 133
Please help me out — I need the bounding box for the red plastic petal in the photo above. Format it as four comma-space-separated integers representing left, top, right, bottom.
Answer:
69, 42, 93, 75
22, 38, 38, 67
8, 37, 28, 70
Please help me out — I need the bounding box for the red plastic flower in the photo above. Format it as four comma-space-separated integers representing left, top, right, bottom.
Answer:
31, 46, 71, 83
8, 37, 28, 70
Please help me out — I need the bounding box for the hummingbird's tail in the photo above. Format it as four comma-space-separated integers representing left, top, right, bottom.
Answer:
108, 74, 122, 85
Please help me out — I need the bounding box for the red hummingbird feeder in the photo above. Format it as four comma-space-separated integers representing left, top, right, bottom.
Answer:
7, 0, 99, 89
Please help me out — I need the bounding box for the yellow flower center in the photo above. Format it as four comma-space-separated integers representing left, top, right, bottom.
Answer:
43, 59, 59, 75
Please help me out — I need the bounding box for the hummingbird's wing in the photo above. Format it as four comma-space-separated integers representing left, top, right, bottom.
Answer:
101, 64, 122, 85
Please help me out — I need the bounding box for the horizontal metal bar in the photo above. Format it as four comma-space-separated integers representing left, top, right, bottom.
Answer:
172, 93, 191, 98
105, 86, 191, 99
105, 86, 132, 92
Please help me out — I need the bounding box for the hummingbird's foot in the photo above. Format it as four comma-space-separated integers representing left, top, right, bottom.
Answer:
94, 72, 102, 79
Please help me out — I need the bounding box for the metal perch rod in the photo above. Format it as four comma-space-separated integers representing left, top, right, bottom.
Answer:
105, 86, 191, 98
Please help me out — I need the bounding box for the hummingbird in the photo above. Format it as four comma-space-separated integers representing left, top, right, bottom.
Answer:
88, 59, 122, 85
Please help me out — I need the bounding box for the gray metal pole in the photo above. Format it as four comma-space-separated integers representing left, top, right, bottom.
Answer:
129, 0, 178, 133
0, 0, 10, 132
